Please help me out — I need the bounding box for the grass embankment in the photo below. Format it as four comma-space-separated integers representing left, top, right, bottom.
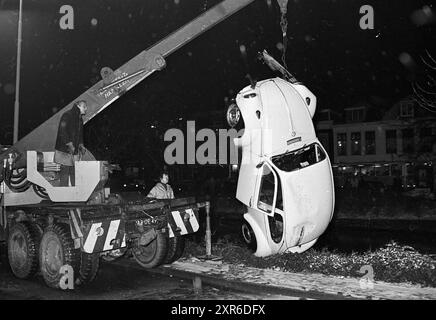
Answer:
183, 238, 436, 288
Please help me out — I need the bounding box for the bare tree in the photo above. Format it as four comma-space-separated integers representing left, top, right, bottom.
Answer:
413, 50, 436, 113
411, 51, 436, 193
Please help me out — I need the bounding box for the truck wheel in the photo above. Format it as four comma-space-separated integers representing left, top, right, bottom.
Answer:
39, 224, 79, 289
7, 222, 40, 279
132, 232, 168, 268
164, 236, 185, 264
241, 222, 257, 251
76, 252, 99, 286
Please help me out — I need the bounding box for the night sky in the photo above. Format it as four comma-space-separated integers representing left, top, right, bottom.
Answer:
0, 0, 435, 147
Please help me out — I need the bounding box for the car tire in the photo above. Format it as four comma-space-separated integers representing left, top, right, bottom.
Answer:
241, 221, 257, 251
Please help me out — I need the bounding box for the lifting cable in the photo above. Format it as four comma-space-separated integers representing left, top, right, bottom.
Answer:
6, 178, 31, 193
3, 166, 47, 198
4, 167, 31, 193
277, 0, 289, 70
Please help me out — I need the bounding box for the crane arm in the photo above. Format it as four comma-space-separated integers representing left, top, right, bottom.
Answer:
4, 0, 258, 161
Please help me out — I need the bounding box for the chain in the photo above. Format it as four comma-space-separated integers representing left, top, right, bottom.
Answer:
278, 0, 289, 70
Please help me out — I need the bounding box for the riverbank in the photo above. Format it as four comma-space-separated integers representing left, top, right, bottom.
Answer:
184, 238, 436, 288
331, 217, 436, 234
162, 258, 436, 300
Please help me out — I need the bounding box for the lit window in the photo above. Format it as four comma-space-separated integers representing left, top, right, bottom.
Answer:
351, 132, 361, 155
337, 133, 347, 156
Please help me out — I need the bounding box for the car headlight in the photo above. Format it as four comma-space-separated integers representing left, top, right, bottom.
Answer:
226, 103, 241, 128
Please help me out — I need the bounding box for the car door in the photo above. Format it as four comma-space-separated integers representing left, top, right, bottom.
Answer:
255, 162, 286, 250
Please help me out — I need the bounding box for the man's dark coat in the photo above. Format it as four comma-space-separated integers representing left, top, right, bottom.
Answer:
55, 106, 84, 155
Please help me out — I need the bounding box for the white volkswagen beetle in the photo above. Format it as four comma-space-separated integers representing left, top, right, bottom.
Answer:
232, 54, 335, 257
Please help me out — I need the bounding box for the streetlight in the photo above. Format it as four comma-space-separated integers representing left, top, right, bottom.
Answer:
13, 0, 23, 143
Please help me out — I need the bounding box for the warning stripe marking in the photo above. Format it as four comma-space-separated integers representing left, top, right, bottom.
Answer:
68, 209, 83, 239
168, 210, 181, 236
83, 222, 102, 253
121, 234, 126, 247
187, 208, 199, 232
82, 219, 127, 253
172, 210, 188, 235
167, 208, 200, 238
94, 220, 110, 252
103, 219, 120, 251
115, 219, 126, 248
168, 224, 175, 238
184, 213, 194, 234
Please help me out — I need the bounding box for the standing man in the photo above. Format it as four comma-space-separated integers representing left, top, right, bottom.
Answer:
54, 100, 87, 186
147, 171, 175, 199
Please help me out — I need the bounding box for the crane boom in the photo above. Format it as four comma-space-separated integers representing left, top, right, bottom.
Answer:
4, 0, 256, 161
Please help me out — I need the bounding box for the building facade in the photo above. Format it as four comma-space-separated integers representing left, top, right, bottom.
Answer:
315, 98, 436, 190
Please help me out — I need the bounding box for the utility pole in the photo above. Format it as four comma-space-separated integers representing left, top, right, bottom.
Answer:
13, 0, 23, 143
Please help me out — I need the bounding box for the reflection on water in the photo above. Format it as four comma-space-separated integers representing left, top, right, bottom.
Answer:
315, 223, 436, 255
217, 217, 436, 255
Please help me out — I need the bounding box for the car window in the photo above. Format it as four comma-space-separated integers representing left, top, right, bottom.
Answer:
271, 143, 326, 172
257, 165, 275, 214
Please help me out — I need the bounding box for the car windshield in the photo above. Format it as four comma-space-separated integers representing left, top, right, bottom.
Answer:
271, 143, 326, 172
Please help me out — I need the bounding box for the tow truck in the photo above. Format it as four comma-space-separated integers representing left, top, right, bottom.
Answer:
0, 0, 260, 289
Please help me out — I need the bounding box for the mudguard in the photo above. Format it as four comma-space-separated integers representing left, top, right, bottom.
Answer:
243, 208, 272, 257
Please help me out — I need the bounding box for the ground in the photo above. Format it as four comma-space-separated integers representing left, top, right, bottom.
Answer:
0, 248, 299, 300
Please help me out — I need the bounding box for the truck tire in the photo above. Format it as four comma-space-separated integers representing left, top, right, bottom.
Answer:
164, 236, 185, 264
7, 222, 40, 279
76, 252, 100, 286
39, 224, 79, 289
132, 231, 168, 268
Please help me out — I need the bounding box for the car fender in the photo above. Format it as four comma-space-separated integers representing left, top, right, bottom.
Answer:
243, 209, 272, 257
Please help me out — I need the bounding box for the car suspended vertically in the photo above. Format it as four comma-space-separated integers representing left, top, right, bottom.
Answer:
231, 51, 335, 257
